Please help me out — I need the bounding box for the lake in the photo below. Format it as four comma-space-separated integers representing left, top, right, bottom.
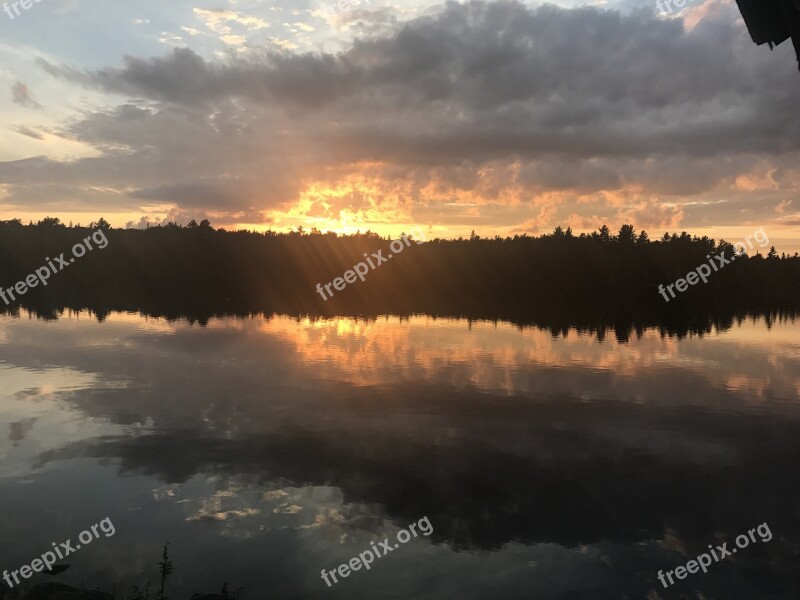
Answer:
1, 312, 798, 599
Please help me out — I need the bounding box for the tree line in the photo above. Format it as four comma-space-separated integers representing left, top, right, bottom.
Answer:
0, 218, 798, 339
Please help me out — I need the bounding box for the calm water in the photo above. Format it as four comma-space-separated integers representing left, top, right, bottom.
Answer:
1, 312, 799, 599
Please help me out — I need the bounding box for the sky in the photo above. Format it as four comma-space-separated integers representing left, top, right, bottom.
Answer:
1, 0, 799, 251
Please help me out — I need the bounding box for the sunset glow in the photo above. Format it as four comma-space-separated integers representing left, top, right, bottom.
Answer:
1, 0, 799, 250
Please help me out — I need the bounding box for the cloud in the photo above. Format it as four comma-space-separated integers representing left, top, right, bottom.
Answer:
616, 199, 685, 230
6, 1, 800, 235
775, 199, 792, 214
12, 125, 45, 140
11, 82, 41, 109
193, 7, 270, 35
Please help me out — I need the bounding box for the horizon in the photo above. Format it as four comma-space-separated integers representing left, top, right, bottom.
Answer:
2, 1, 800, 253
1, 215, 796, 257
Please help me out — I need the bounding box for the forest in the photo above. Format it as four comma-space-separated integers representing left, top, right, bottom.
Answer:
0, 218, 798, 339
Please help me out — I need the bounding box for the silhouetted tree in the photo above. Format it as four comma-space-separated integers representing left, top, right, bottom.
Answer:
618, 224, 635, 244
37, 216, 62, 227
91, 217, 112, 230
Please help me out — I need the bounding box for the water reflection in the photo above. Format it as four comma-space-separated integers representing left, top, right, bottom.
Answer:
0, 312, 799, 599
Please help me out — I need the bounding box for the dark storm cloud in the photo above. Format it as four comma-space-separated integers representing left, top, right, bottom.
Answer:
130, 179, 286, 211
9, 1, 800, 221
47, 2, 800, 153
39, 46, 353, 110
